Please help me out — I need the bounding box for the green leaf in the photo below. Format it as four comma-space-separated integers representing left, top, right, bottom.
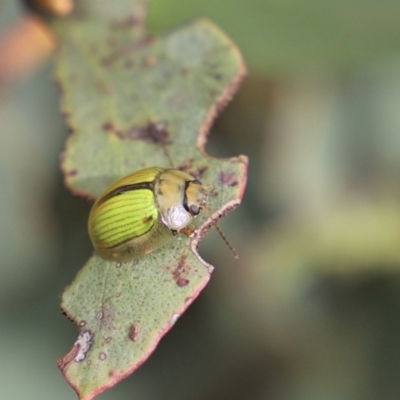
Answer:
53, 1, 247, 399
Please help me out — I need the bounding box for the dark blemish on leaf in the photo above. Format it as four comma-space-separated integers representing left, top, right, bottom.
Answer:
115, 121, 171, 146
177, 159, 195, 174
197, 165, 209, 179
128, 324, 139, 341
220, 171, 238, 187
60, 309, 74, 323
96, 311, 103, 320
103, 123, 126, 140
172, 259, 185, 279
209, 190, 219, 198
213, 73, 222, 81
103, 122, 115, 132
102, 37, 154, 66
99, 352, 107, 361
105, 337, 112, 343
67, 169, 78, 177
177, 278, 189, 287
102, 121, 170, 146
115, 292, 121, 298
109, 370, 117, 378
178, 161, 208, 180
172, 257, 190, 287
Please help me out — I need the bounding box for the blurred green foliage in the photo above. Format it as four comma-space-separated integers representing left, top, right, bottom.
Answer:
148, 0, 400, 73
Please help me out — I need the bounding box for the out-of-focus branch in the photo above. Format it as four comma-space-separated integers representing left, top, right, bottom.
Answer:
27, 0, 74, 17
0, 15, 55, 91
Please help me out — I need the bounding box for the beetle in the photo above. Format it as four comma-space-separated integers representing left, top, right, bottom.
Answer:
88, 167, 208, 261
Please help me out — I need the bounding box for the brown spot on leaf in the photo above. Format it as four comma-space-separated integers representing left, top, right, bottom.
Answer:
109, 370, 117, 378
178, 160, 208, 180
128, 324, 139, 341
172, 256, 190, 288
102, 37, 154, 66
103, 122, 115, 132
172, 257, 186, 279
112, 121, 171, 146
177, 278, 189, 287
220, 171, 238, 187
197, 165, 209, 179
141, 121, 170, 145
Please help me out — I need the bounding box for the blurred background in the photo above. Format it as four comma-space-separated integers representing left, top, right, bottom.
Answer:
2, 0, 400, 399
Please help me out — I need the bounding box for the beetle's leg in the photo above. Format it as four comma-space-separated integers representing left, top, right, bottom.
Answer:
180, 227, 196, 237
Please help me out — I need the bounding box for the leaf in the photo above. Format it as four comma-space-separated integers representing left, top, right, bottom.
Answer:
53, 1, 247, 399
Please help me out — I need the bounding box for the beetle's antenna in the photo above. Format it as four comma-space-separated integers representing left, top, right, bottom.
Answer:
202, 195, 239, 259
213, 219, 239, 259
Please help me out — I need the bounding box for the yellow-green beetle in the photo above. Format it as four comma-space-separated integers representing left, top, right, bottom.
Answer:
88, 167, 208, 261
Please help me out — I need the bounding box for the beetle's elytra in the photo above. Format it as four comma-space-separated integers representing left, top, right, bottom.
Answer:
88, 167, 207, 261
